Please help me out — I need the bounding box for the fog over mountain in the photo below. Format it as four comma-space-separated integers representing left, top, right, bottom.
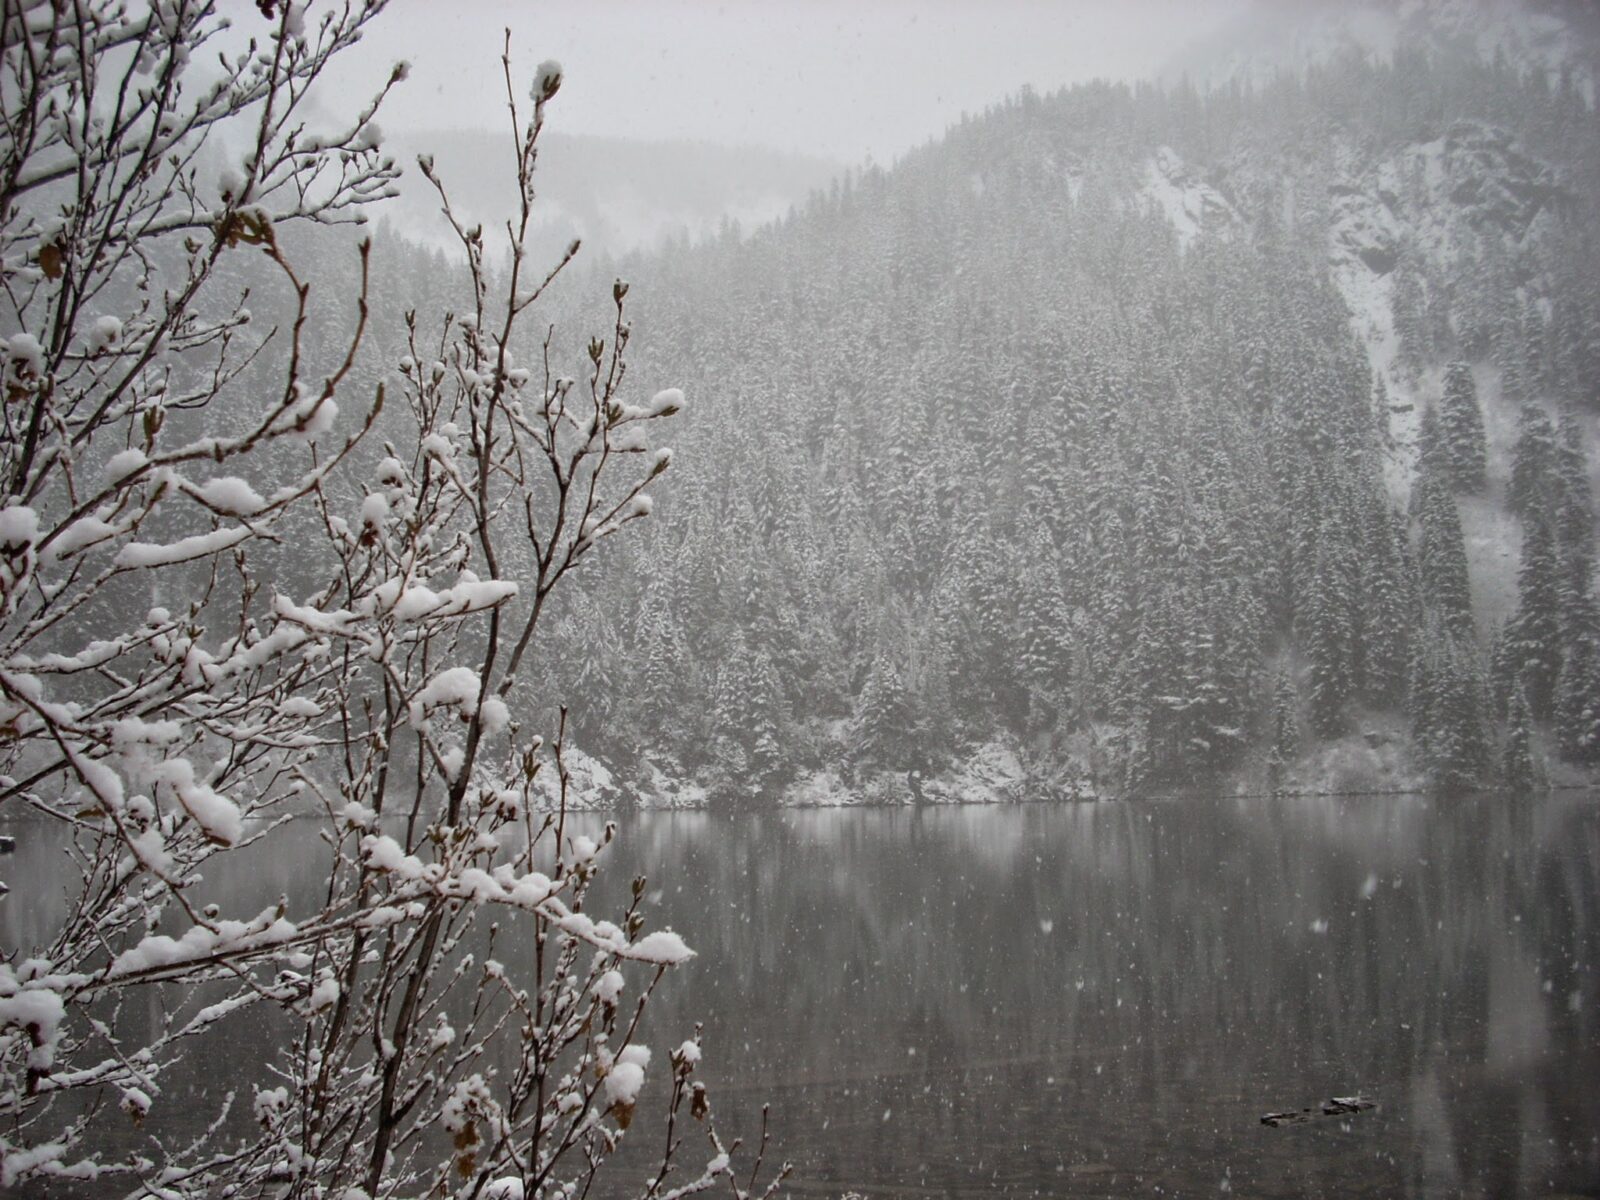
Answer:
1164, 0, 1600, 99
375, 129, 839, 260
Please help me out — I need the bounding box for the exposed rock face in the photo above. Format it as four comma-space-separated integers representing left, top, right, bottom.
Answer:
1139, 146, 1241, 250
1324, 119, 1563, 316
1397, 121, 1563, 259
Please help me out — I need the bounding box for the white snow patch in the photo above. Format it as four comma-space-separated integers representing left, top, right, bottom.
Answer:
0, 505, 39, 549
104, 448, 147, 483
116, 526, 251, 569
1137, 147, 1238, 251
922, 739, 1028, 805
621, 930, 693, 965
86, 315, 123, 353
605, 1061, 644, 1107
193, 476, 266, 515
594, 968, 624, 1004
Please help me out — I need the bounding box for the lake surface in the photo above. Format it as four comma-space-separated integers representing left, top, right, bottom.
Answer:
4, 794, 1598, 1198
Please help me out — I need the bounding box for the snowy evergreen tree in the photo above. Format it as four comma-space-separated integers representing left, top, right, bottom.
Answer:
1501, 681, 1538, 791
1414, 470, 1475, 640
1409, 622, 1490, 793
1357, 502, 1414, 706
849, 649, 917, 776
470, 30, 1600, 798
1302, 544, 1355, 737
1509, 400, 1558, 521
1554, 407, 1597, 629
1505, 513, 1563, 718
1267, 667, 1301, 789
1017, 525, 1070, 731
1437, 362, 1488, 492
706, 635, 793, 806
1555, 601, 1600, 765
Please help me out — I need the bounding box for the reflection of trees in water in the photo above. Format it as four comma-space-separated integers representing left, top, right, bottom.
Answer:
8, 798, 1594, 1196
588, 798, 1599, 1196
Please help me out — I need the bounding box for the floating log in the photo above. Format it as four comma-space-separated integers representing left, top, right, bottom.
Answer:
1262, 1097, 1375, 1127
0, 835, 14, 853
1260, 1109, 1313, 1128
1322, 1096, 1376, 1116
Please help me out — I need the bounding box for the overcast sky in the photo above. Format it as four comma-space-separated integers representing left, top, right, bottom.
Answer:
331, 0, 1251, 166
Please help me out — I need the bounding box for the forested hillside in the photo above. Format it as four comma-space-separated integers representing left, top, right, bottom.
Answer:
239, 6, 1600, 805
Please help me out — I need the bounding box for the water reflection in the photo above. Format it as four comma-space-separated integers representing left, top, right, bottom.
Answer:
589, 797, 1598, 1198
3, 795, 1596, 1197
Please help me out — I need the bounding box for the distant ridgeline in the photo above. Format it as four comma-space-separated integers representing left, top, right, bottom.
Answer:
250, 11, 1600, 804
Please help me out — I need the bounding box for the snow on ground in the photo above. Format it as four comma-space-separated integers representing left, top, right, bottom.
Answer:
783, 768, 854, 807
1138, 147, 1238, 252
1324, 143, 1416, 509
1476, 364, 1522, 484
1330, 240, 1414, 504
533, 745, 623, 810
921, 739, 1027, 805
1278, 713, 1425, 797
628, 759, 708, 810
782, 739, 1027, 807
1457, 362, 1529, 636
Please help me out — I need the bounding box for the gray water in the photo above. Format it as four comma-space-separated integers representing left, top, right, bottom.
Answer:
4, 794, 1597, 1197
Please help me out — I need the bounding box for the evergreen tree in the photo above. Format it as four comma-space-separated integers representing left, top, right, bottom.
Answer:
705, 635, 791, 807
849, 649, 917, 775
1016, 526, 1070, 731
1414, 470, 1475, 640
1553, 407, 1597, 629
1357, 502, 1413, 706
936, 515, 1012, 720
1505, 513, 1563, 718
1416, 402, 1444, 478
1302, 543, 1354, 737
634, 577, 687, 734
1409, 621, 1490, 793
1508, 400, 1558, 521
495, 52, 1600, 798
1555, 597, 1600, 764
556, 597, 624, 752
1437, 362, 1487, 492
1267, 667, 1301, 789
1501, 681, 1538, 791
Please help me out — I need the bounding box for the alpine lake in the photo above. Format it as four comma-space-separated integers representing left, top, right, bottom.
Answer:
3, 792, 1596, 1198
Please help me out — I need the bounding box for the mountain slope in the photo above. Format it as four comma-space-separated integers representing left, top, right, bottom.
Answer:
386, 3, 1600, 805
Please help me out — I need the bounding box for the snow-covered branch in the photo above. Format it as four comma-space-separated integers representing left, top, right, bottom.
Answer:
0, 10, 781, 1197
